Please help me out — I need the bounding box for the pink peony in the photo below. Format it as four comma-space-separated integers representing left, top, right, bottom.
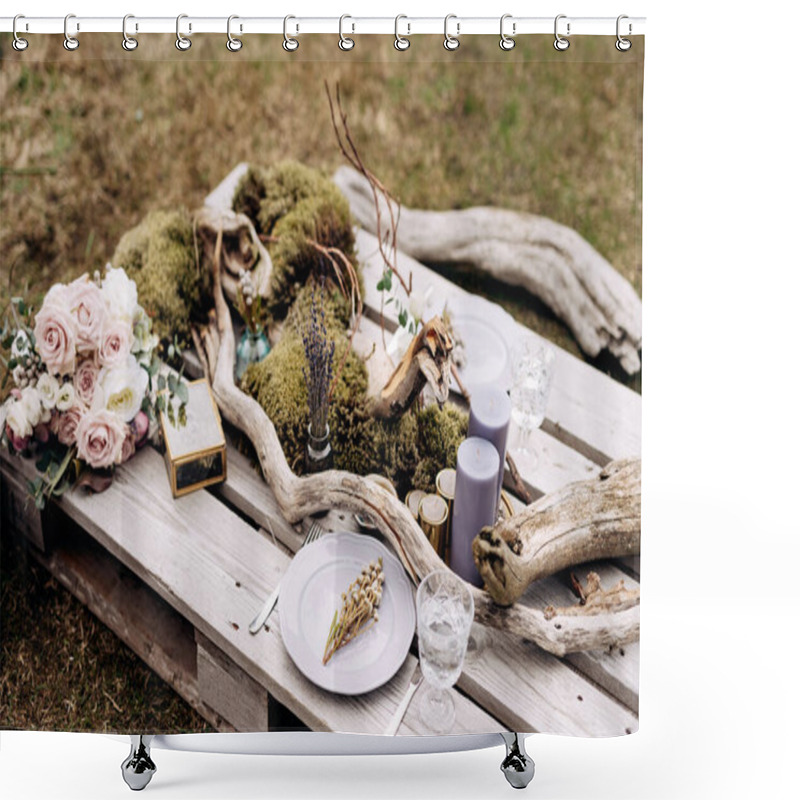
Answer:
132, 410, 150, 446
56, 404, 84, 446
98, 319, 132, 367
75, 408, 127, 469
33, 302, 77, 376
74, 359, 100, 407
69, 278, 107, 353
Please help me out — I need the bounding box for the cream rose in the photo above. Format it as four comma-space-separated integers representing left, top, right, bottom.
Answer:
75, 409, 127, 469
19, 385, 43, 426
74, 359, 100, 406
56, 404, 84, 446
98, 319, 133, 367
69, 277, 107, 353
33, 301, 77, 376
97, 355, 148, 422
102, 267, 139, 323
36, 373, 60, 410
5, 398, 33, 440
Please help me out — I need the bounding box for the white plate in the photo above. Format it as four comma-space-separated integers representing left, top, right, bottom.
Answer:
450, 313, 511, 394
279, 532, 416, 695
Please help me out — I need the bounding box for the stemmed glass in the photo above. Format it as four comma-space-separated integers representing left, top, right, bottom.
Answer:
509, 339, 555, 470
416, 570, 474, 734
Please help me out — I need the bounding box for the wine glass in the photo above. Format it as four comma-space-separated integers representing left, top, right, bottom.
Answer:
509, 339, 555, 470
416, 570, 474, 734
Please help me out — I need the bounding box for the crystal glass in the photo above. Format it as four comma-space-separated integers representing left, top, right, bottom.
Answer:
509, 340, 555, 468
416, 570, 474, 734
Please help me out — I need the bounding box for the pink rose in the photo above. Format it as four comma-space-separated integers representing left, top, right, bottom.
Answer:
69, 278, 107, 353
56, 405, 84, 446
132, 410, 150, 446
74, 359, 100, 406
98, 319, 132, 367
120, 428, 136, 463
33, 302, 77, 375
75, 409, 127, 469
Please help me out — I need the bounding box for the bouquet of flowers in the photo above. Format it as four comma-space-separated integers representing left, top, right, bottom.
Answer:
1, 266, 187, 508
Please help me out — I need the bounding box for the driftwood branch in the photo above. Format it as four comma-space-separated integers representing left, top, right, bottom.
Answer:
473, 459, 641, 607
193, 240, 638, 656
334, 166, 642, 375
545, 572, 639, 620
370, 317, 453, 419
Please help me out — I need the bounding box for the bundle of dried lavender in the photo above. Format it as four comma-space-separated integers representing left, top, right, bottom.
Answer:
302, 287, 335, 439
323, 558, 385, 665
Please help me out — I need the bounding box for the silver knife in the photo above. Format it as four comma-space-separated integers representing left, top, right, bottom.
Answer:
248, 584, 280, 634
384, 664, 424, 735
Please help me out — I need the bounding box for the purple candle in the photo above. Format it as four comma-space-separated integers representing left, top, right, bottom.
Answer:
450, 437, 500, 587
467, 386, 511, 512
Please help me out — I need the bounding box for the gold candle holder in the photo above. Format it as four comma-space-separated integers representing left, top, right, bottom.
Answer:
418, 493, 449, 561
405, 489, 426, 522
435, 468, 457, 565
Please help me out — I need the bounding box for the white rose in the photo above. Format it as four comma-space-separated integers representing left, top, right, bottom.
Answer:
55, 381, 76, 412
6, 399, 33, 439
37, 373, 60, 410
97, 355, 148, 422
20, 385, 43, 423
101, 266, 139, 323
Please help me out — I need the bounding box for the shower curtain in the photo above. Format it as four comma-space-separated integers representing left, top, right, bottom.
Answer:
1, 28, 643, 742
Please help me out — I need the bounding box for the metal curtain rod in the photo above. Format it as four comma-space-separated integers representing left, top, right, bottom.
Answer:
1, 15, 646, 37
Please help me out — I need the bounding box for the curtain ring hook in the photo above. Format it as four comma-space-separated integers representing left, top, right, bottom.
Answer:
394, 14, 410, 50
227, 15, 243, 51
499, 14, 515, 51
12, 14, 29, 51
443, 14, 460, 51
176, 14, 192, 51
339, 14, 355, 51
122, 14, 138, 51
283, 15, 299, 52
64, 13, 79, 51
616, 14, 632, 51
554, 14, 570, 51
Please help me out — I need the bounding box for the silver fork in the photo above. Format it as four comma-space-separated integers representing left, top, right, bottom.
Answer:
248, 521, 324, 634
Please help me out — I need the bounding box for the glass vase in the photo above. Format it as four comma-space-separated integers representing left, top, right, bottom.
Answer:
235, 328, 270, 383
306, 422, 333, 474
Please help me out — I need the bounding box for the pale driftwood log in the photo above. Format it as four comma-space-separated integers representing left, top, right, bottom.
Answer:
544, 572, 639, 621
473, 459, 641, 607
334, 166, 642, 375
370, 317, 453, 419
194, 240, 638, 656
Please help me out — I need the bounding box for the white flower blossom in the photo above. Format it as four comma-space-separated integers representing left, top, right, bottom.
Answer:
101, 265, 139, 323
97, 354, 148, 422
55, 381, 76, 412
37, 373, 60, 410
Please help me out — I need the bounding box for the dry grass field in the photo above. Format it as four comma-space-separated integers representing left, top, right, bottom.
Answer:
0, 33, 642, 731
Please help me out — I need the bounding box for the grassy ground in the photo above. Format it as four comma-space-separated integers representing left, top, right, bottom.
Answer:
0, 34, 642, 731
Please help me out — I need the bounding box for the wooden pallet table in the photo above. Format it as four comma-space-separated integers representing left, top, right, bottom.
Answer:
0, 226, 640, 738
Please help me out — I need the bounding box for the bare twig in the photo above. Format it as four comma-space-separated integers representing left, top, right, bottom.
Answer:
505, 452, 533, 505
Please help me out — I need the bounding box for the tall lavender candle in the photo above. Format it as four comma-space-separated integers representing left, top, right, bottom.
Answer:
467, 386, 511, 512
450, 437, 500, 587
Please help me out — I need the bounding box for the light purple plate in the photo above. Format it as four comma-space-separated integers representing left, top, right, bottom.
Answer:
279, 532, 416, 695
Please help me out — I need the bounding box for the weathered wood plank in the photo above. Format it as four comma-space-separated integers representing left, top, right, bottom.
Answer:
16, 506, 230, 731
6, 447, 498, 735
354, 229, 641, 465
0, 452, 47, 551
196, 631, 272, 732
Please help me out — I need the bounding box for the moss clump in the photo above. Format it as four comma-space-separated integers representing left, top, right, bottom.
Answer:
284, 281, 352, 338
112, 209, 208, 343
240, 328, 369, 475
233, 162, 358, 324
412, 404, 469, 493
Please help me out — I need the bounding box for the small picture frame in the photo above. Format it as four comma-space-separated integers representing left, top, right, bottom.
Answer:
159, 378, 226, 498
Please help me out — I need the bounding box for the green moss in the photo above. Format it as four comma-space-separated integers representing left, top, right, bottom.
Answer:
240, 328, 369, 475
233, 161, 358, 324
112, 209, 208, 343
284, 281, 351, 337
413, 404, 469, 493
